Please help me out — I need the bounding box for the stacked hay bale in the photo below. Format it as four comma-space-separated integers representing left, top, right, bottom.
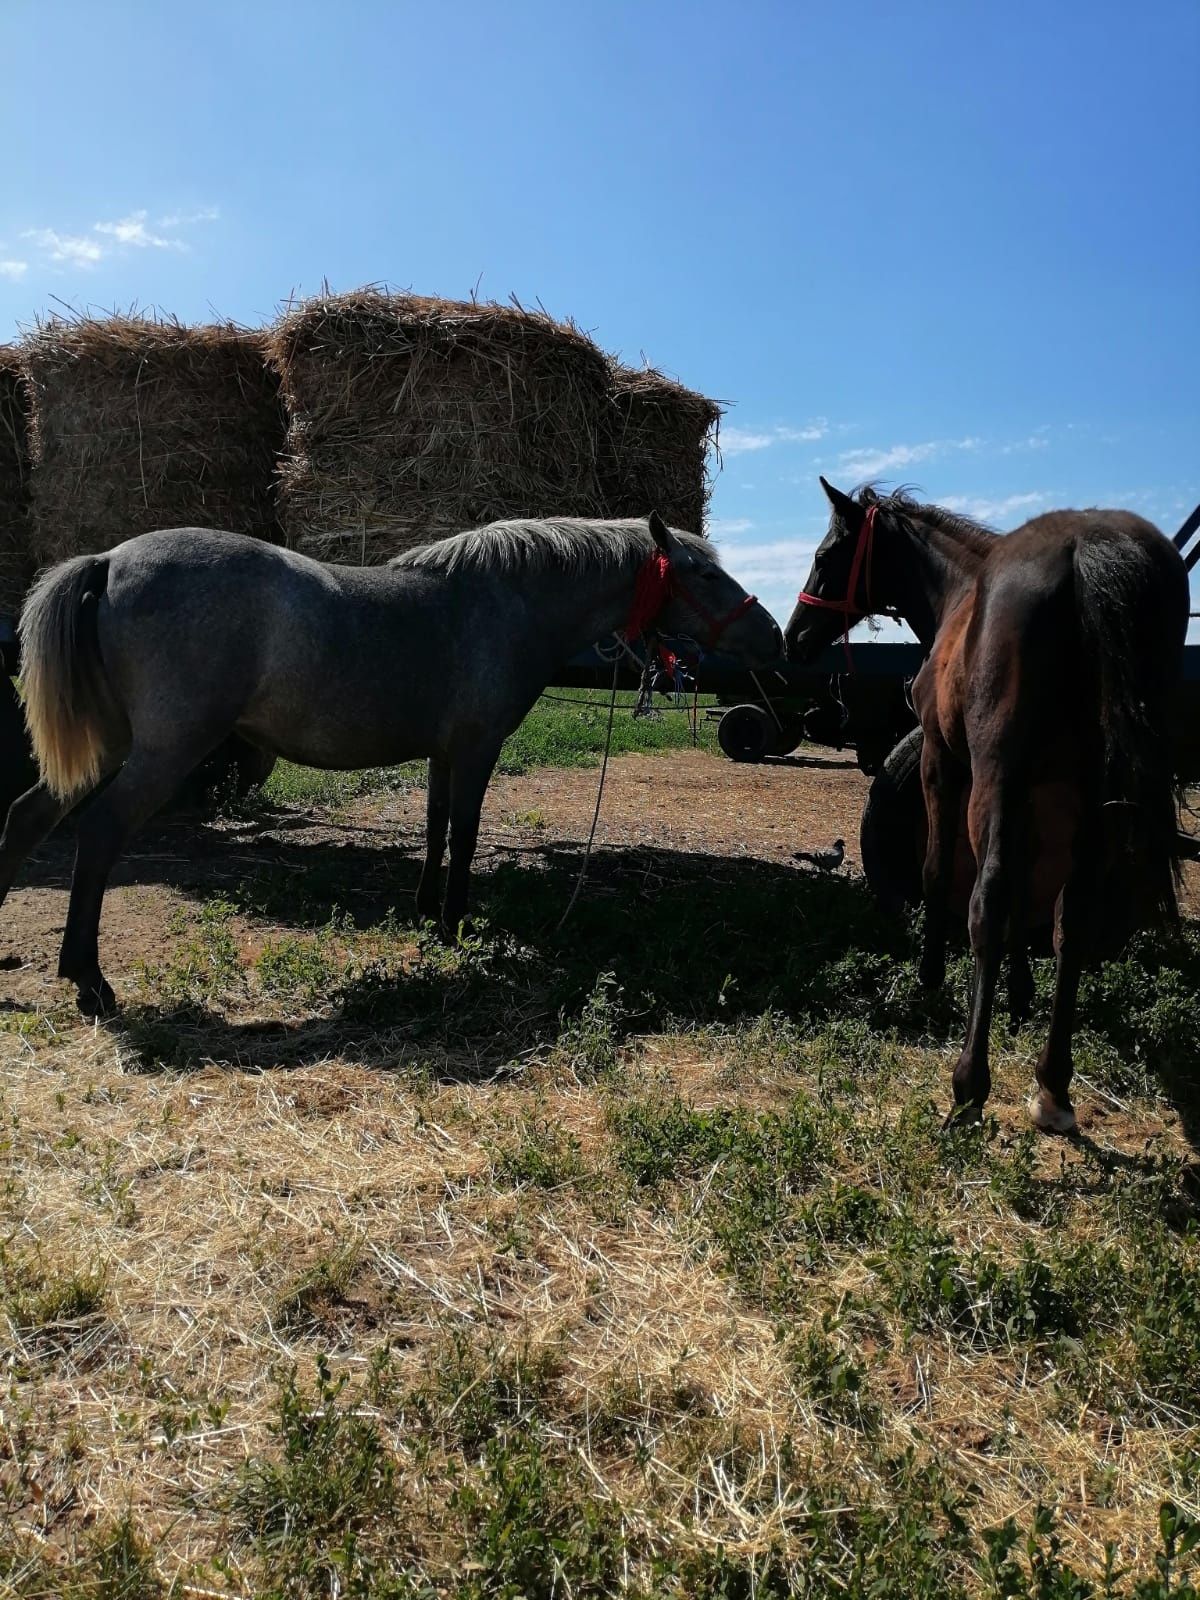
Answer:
600, 364, 721, 534
0, 347, 34, 617
23, 314, 287, 567
268, 290, 619, 561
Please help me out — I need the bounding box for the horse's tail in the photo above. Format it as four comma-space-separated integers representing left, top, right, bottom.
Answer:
1073, 533, 1185, 925
18, 553, 117, 800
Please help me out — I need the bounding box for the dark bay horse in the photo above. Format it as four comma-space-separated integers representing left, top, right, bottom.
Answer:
2, 513, 781, 1015
786, 479, 1187, 1133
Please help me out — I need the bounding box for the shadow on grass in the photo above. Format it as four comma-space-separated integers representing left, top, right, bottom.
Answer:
13, 811, 1200, 1156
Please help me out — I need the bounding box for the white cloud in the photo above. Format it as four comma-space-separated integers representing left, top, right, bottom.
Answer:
837, 436, 981, 480
723, 537, 819, 587
940, 490, 1051, 525
94, 210, 182, 251
157, 206, 220, 228
0, 259, 28, 279
707, 516, 754, 537
722, 428, 776, 454
1000, 433, 1051, 454
21, 206, 218, 270
721, 419, 829, 455
23, 227, 105, 266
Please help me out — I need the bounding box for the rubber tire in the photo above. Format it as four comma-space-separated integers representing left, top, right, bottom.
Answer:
859, 725, 926, 915
717, 703, 773, 763
769, 712, 806, 758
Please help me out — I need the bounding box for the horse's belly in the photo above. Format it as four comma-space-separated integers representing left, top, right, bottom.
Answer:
948, 780, 1080, 926
235, 705, 430, 771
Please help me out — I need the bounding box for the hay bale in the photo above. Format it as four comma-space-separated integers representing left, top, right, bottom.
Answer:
268, 290, 613, 561
24, 314, 287, 567
0, 346, 34, 617
600, 364, 722, 534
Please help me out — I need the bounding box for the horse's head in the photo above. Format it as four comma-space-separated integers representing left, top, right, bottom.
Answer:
784, 478, 896, 663
648, 512, 784, 668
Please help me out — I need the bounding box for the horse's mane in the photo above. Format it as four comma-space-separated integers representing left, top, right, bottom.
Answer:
859, 485, 998, 558
393, 517, 715, 578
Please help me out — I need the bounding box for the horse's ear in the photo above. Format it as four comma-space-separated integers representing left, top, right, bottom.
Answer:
648, 511, 673, 554
818, 476, 863, 527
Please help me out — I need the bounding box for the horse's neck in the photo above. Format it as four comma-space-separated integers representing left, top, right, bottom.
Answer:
894, 516, 991, 646
524, 559, 644, 655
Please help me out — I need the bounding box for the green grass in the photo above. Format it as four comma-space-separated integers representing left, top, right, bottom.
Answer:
261, 688, 719, 806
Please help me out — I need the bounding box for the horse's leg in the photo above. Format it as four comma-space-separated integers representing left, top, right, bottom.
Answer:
950, 762, 1012, 1120
918, 733, 964, 992
440, 747, 500, 940
0, 782, 77, 905
1005, 800, 1035, 1029
415, 758, 450, 925
59, 743, 218, 1015
1027, 838, 1096, 1135
1007, 939, 1035, 1030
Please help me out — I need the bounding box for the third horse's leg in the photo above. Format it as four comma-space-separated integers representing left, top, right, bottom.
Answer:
919, 734, 964, 992
1006, 797, 1035, 1028
1028, 846, 1096, 1134
950, 764, 1012, 1119
416, 758, 450, 924
0, 781, 76, 905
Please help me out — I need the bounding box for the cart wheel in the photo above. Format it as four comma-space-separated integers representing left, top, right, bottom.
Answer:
717, 703, 773, 763
769, 712, 806, 758
859, 726, 926, 914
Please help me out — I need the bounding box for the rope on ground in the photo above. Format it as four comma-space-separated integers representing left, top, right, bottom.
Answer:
555, 652, 621, 931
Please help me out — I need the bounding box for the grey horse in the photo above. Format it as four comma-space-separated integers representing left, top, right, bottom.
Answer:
2, 512, 781, 1014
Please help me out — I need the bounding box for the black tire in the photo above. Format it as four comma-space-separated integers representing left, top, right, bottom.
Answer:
717, 703, 773, 763
769, 711, 806, 757
859, 725, 926, 915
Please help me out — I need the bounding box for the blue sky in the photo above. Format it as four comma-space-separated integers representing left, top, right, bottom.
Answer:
3, 0, 1197, 632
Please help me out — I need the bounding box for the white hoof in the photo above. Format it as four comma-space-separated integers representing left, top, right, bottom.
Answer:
1027, 1089, 1077, 1135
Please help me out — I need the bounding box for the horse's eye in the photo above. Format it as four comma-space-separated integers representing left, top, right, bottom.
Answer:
701, 570, 719, 582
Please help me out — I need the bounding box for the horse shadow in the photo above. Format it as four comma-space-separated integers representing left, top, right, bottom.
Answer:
89, 818, 917, 1079
12, 808, 1200, 1172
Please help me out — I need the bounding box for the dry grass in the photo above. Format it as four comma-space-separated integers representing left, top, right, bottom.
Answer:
268, 289, 614, 563
601, 363, 722, 534
0, 345, 33, 615
22, 311, 287, 566
2, 755, 1199, 1595
2, 1011, 1197, 1595
268, 288, 724, 563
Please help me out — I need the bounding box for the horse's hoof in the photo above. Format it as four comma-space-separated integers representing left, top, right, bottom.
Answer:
1027, 1089, 1077, 1135
942, 1102, 983, 1132
76, 978, 117, 1019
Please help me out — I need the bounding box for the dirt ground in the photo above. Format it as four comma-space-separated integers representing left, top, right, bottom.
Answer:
0, 749, 873, 1004
2, 747, 1197, 1008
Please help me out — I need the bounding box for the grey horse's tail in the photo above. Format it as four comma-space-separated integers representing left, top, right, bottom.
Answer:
19, 554, 116, 800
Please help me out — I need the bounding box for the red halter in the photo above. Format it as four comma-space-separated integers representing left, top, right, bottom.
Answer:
795, 503, 879, 669
623, 552, 757, 650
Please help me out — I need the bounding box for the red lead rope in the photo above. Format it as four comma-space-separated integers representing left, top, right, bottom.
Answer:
622, 552, 757, 649
795, 503, 879, 671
